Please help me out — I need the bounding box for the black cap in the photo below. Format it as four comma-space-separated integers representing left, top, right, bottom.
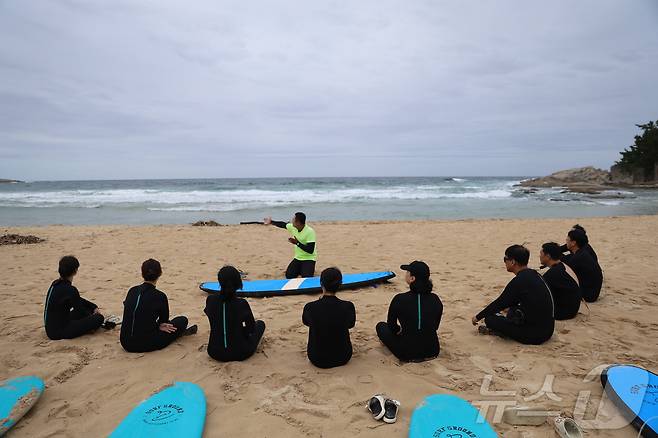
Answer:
400, 261, 430, 280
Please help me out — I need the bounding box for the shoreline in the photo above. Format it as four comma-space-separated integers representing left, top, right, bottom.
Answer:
2, 213, 658, 229
1, 216, 657, 437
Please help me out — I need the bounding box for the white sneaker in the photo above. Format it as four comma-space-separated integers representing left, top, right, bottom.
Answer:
554, 416, 583, 438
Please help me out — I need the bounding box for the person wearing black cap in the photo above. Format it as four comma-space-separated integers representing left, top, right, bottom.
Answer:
375, 261, 443, 362
44, 255, 105, 340
562, 229, 603, 302
302, 267, 356, 368
205, 265, 266, 362
540, 242, 581, 320
472, 245, 554, 345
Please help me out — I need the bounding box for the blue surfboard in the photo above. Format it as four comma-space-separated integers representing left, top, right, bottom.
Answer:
0, 376, 45, 435
110, 382, 206, 438
410, 394, 498, 438
199, 271, 395, 297
601, 365, 658, 437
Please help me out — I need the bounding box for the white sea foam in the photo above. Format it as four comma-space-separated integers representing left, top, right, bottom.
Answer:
0, 185, 515, 211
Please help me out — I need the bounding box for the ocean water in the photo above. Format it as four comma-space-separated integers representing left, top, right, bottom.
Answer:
1, 177, 657, 226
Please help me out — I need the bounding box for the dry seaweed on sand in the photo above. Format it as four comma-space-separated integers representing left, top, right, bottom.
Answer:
0, 234, 45, 245
191, 220, 223, 227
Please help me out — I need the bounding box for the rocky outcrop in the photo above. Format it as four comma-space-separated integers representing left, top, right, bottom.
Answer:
0, 179, 22, 184
519, 165, 658, 192
519, 166, 611, 192
610, 163, 658, 185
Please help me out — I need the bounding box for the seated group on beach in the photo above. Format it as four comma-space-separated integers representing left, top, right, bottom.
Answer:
43, 217, 603, 368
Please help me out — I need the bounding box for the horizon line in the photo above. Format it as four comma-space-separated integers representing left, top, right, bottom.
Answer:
3, 175, 534, 184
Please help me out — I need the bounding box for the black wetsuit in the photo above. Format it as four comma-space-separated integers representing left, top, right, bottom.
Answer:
302, 295, 355, 368
562, 249, 603, 302
271, 220, 316, 278
44, 279, 104, 340
205, 295, 265, 362
542, 263, 581, 320
376, 291, 443, 362
560, 243, 598, 263
477, 269, 554, 345
120, 283, 188, 353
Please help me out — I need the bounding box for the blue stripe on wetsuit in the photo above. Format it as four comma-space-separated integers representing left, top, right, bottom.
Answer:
131, 292, 142, 337
222, 302, 227, 348
417, 294, 421, 330
44, 284, 54, 326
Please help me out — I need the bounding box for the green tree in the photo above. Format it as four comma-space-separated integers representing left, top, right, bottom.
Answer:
616, 120, 658, 178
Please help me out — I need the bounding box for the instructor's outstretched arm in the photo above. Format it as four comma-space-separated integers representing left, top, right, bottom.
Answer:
263, 216, 287, 229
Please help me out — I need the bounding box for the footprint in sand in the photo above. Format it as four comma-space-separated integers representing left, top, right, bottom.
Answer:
357, 374, 373, 384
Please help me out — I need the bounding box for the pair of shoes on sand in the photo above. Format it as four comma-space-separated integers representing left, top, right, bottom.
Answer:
367, 394, 400, 424
102, 315, 122, 330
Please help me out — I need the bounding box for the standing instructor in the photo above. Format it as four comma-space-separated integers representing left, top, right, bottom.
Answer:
264, 212, 318, 278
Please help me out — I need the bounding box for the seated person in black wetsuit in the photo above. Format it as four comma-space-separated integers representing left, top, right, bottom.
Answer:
376, 261, 443, 362
472, 245, 554, 345
205, 265, 266, 362
559, 224, 598, 262
44, 256, 104, 340
540, 242, 581, 320
562, 229, 603, 303
120, 259, 196, 353
302, 267, 355, 368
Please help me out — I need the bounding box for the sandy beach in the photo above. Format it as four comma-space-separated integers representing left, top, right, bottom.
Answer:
1, 216, 657, 437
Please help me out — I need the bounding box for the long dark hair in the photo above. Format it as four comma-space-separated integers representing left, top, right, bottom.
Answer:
217, 265, 243, 301
410, 278, 433, 294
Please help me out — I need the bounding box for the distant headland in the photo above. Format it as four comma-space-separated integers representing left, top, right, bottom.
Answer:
520, 119, 658, 194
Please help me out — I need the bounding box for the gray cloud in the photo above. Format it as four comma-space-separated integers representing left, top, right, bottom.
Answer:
0, 0, 657, 180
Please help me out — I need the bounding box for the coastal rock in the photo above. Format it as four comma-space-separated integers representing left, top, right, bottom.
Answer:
518, 166, 613, 193
0, 179, 22, 184
520, 166, 611, 187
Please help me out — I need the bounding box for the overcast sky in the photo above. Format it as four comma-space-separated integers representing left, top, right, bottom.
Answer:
1, 1, 657, 180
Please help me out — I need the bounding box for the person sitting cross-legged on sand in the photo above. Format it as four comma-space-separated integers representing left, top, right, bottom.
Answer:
559, 224, 598, 263
540, 242, 581, 320
562, 228, 603, 303
302, 267, 355, 368
44, 255, 105, 340
472, 245, 555, 345
376, 261, 443, 362
205, 265, 266, 362
120, 259, 196, 353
